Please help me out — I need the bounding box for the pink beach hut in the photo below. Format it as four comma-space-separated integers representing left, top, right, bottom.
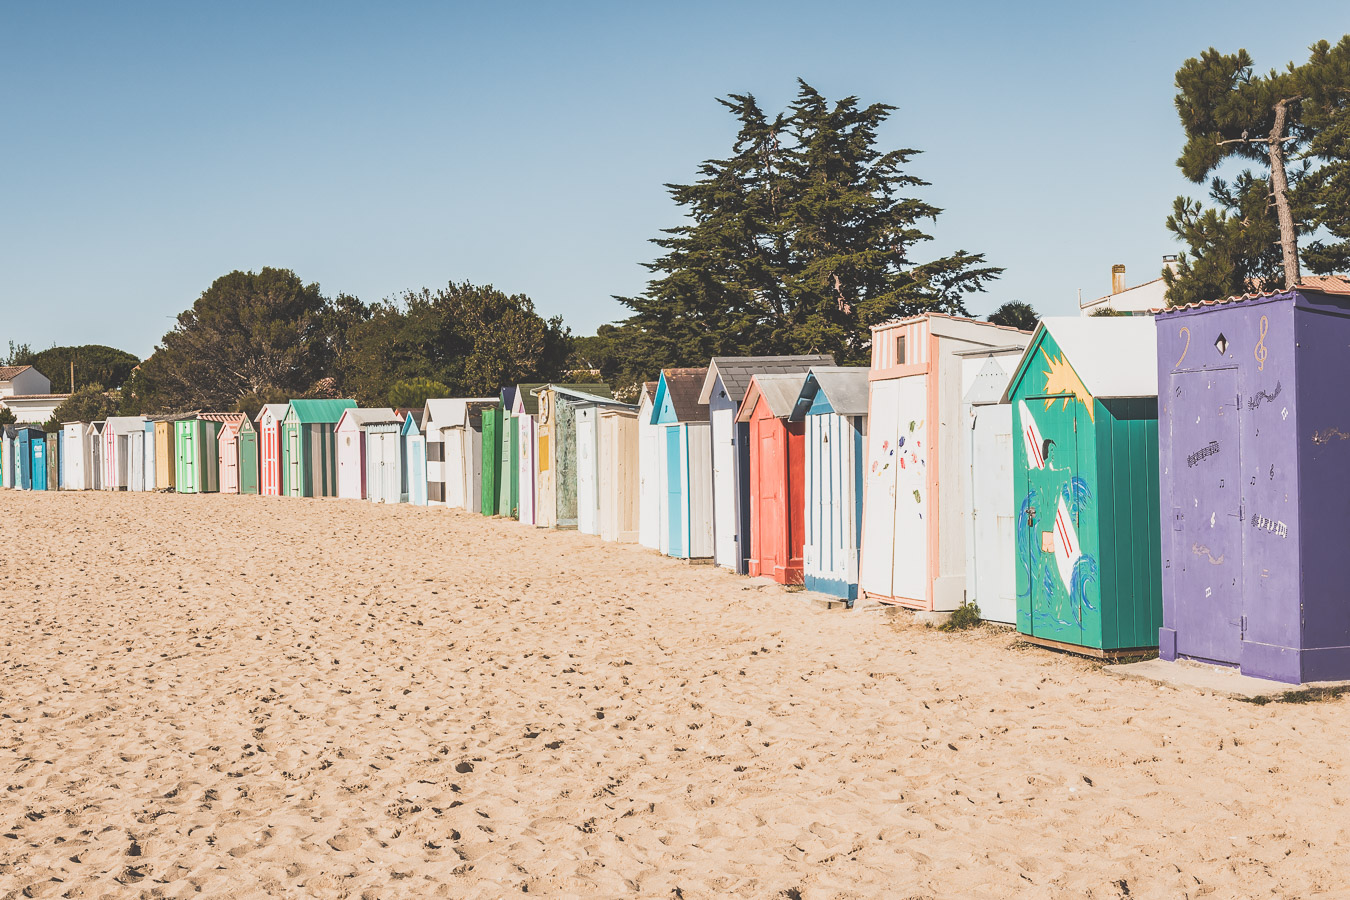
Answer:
255, 403, 288, 497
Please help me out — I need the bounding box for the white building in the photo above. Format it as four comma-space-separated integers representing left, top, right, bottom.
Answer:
1078, 260, 1174, 316
0, 366, 69, 423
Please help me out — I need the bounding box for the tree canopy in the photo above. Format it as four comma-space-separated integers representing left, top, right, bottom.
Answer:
1165, 36, 1350, 305
603, 79, 1000, 388
986, 301, 1039, 331
48, 384, 120, 428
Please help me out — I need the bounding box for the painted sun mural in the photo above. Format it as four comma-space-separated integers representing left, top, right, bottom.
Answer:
1040, 349, 1095, 422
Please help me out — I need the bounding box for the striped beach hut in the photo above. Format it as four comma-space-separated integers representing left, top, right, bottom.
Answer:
335, 408, 399, 499
637, 382, 662, 550
502, 385, 545, 521
141, 419, 156, 490
255, 403, 288, 497
1004, 317, 1161, 656
62, 423, 88, 490
424, 398, 496, 510
46, 432, 60, 490
151, 416, 191, 491
281, 399, 356, 498
651, 368, 713, 560
218, 414, 260, 495
699, 356, 835, 573
102, 416, 146, 491
175, 417, 223, 494
737, 373, 811, 585
859, 314, 1031, 612
791, 367, 870, 602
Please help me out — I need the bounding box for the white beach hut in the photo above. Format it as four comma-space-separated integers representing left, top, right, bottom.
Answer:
336, 408, 399, 500
599, 407, 641, 543
61, 422, 88, 490
364, 419, 404, 504
698, 356, 834, 573
102, 416, 146, 491
858, 314, 1031, 611
637, 382, 662, 550
424, 398, 497, 511
570, 392, 634, 536
955, 345, 1031, 624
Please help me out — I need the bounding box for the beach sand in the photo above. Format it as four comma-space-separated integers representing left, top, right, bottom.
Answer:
2, 490, 1348, 898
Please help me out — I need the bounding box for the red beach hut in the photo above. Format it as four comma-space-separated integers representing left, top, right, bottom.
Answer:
254, 403, 288, 497
737, 372, 810, 585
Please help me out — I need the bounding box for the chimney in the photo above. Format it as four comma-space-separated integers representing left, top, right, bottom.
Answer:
1111, 264, 1126, 295
1162, 254, 1180, 275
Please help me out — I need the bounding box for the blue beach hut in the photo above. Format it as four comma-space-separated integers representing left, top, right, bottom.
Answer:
650, 368, 713, 560
791, 367, 870, 602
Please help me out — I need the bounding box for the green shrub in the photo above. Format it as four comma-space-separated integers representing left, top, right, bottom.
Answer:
939, 602, 982, 632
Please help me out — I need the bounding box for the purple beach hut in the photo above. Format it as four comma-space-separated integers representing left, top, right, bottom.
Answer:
1155, 279, 1350, 684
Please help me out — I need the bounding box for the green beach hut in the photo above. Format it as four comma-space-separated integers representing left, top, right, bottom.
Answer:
480, 402, 503, 516
281, 399, 357, 498
1002, 317, 1162, 657
174, 417, 223, 494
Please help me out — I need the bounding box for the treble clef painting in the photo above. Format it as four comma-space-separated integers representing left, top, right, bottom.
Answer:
1255, 315, 1269, 372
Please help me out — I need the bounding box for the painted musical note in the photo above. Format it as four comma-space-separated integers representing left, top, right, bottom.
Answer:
1255, 315, 1269, 372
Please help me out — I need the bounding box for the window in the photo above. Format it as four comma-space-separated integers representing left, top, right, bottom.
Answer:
896, 334, 907, 365
426, 442, 444, 462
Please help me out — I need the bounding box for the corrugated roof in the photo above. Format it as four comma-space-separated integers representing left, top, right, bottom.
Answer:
699, 355, 835, 405
338, 407, 399, 429
737, 372, 812, 422
1004, 317, 1158, 402
790, 366, 870, 420
660, 368, 709, 422
198, 412, 246, 425
286, 398, 357, 424
423, 398, 498, 430
0, 365, 33, 382
103, 416, 146, 435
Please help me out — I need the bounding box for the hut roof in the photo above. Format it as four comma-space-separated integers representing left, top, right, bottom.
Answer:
423, 398, 498, 430
1002, 317, 1158, 403
144, 412, 198, 423
254, 403, 289, 425
656, 368, 708, 423
699, 355, 835, 405
103, 416, 148, 435
510, 383, 549, 415
337, 408, 400, 430
736, 372, 812, 422
198, 412, 246, 425
286, 398, 357, 424
789, 367, 870, 420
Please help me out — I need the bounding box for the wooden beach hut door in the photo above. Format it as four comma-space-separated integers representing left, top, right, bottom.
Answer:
1167, 368, 1244, 665
859, 376, 930, 603
286, 426, 301, 496
970, 404, 1017, 624
665, 426, 684, 557
1021, 397, 1083, 646
222, 431, 239, 494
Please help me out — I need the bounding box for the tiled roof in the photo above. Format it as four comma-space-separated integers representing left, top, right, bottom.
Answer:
0, 365, 33, 381
661, 367, 709, 422
699, 355, 835, 405
198, 412, 246, 425
1, 393, 70, 400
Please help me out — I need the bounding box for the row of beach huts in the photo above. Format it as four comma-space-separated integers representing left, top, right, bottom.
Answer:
5, 286, 1350, 685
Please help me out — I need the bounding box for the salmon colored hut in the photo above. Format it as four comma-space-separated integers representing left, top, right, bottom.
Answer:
737, 372, 811, 584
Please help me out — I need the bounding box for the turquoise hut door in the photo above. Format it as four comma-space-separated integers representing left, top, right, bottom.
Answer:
666, 426, 684, 557
1169, 368, 1244, 664
1021, 397, 1083, 646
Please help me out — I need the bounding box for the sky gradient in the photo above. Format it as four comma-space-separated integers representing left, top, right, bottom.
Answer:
3, 2, 1345, 359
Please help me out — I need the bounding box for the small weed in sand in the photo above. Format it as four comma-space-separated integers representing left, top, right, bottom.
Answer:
938, 602, 981, 632
1242, 685, 1350, 706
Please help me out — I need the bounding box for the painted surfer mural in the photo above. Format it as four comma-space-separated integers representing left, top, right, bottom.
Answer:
1004, 318, 1163, 655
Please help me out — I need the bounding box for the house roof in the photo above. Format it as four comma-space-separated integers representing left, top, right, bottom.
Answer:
1155, 282, 1350, 316
423, 398, 498, 430
286, 398, 357, 424
254, 403, 288, 424
789, 366, 870, 420
1297, 275, 1350, 294
337, 408, 399, 430
0, 365, 33, 382
737, 372, 812, 422
699, 355, 835, 405
657, 367, 709, 422
1, 393, 70, 401
1002, 317, 1158, 402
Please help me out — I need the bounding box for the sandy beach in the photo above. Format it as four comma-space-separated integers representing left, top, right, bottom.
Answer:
1, 490, 1348, 898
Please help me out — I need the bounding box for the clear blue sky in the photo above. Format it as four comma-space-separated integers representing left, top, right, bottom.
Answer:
2, 2, 1345, 359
